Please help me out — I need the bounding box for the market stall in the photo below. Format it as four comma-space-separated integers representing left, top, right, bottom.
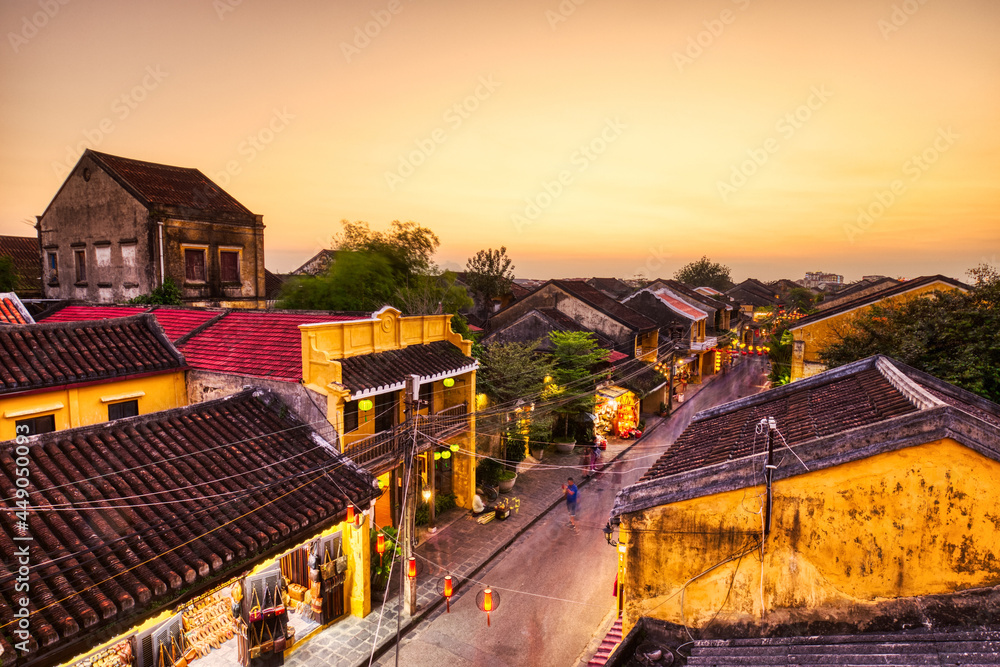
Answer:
594, 386, 639, 437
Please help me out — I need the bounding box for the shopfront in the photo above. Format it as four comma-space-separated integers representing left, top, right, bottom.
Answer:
594, 386, 640, 437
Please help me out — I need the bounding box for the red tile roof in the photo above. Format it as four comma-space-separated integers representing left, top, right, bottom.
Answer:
86, 150, 256, 223
607, 350, 629, 363
178, 311, 364, 381
145, 308, 221, 341
0, 389, 378, 665
0, 315, 184, 395
0, 294, 31, 324
42, 305, 150, 325
650, 289, 708, 321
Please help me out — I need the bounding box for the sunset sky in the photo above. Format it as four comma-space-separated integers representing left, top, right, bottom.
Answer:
2, 0, 998, 282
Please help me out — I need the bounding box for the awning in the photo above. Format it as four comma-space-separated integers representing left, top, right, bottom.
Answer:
679, 355, 697, 365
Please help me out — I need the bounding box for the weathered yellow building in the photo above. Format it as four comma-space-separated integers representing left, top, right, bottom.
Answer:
611, 355, 1000, 641
299, 306, 478, 523
0, 314, 187, 439
788, 275, 967, 381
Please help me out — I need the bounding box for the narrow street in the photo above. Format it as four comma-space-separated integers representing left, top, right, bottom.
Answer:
373, 359, 767, 667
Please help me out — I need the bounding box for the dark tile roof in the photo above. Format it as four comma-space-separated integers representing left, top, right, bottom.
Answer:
640, 364, 919, 482
685, 628, 1000, 666
179, 311, 366, 381
290, 249, 338, 276
0, 389, 378, 665
726, 278, 778, 307
340, 340, 476, 396
551, 280, 657, 332
86, 150, 256, 223
813, 277, 901, 311
585, 277, 635, 300
264, 268, 287, 299
0, 315, 184, 395
791, 275, 969, 329
0, 235, 42, 295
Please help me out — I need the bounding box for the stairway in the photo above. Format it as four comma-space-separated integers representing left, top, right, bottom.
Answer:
587, 616, 624, 666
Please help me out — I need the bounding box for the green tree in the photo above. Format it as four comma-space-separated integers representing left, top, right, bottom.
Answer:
674, 256, 734, 291
395, 270, 473, 325
784, 287, 817, 313
819, 266, 1000, 402
127, 277, 182, 305
335, 219, 440, 280
549, 331, 610, 438
0, 256, 17, 292
278, 251, 397, 311
464, 247, 515, 322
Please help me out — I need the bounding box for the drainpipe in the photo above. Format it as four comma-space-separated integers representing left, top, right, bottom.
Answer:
157, 220, 165, 287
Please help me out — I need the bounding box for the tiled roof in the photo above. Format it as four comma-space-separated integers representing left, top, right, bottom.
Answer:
791, 275, 969, 329
0, 235, 42, 295
650, 279, 731, 311
0, 389, 378, 665
340, 340, 476, 397
552, 280, 657, 332
86, 150, 256, 222
639, 364, 918, 483
179, 311, 365, 381
726, 278, 778, 307
585, 277, 635, 300
40, 305, 219, 342
650, 289, 708, 321
264, 268, 286, 299
0, 293, 32, 324
0, 315, 184, 395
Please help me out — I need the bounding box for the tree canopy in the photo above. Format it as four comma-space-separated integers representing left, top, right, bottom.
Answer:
548, 331, 610, 437
475, 339, 554, 405
335, 219, 440, 278
819, 266, 1000, 402
0, 257, 17, 292
464, 247, 515, 320
673, 256, 734, 291
278, 251, 396, 312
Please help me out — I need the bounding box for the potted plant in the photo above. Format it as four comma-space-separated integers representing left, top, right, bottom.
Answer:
497, 469, 517, 493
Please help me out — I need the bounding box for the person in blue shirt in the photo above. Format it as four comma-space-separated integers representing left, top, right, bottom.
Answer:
563, 477, 578, 532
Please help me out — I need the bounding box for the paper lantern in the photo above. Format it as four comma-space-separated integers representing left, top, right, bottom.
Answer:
407, 557, 417, 580
476, 586, 499, 627
449, 443, 460, 452
443, 575, 453, 612
443, 378, 455, 388
346, 505, 355, 524
433, 451, 442, 460
359, 399, 373, 411
376, 532, 386, 555
441, 451, 451, 460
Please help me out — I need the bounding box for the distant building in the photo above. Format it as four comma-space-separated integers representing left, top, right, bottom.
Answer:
37, 150, 266, 306
802, 271, 844, 288
291, 248, 338, 275
0, 234, 43, 297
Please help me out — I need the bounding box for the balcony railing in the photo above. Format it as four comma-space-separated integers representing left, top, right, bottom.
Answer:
340, 402, 470, 471
689, 337, 718, 351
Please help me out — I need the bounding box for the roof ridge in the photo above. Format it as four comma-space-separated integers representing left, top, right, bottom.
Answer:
874, 356, 943, 410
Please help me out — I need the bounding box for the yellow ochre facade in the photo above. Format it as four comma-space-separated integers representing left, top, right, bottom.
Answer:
299, 306, 477, 510
789, 279, 964, 382
0, 371, 187, 440
618, 438, 1000, 635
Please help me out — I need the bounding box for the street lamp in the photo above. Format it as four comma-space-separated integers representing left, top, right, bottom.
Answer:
603, 517, 621, 546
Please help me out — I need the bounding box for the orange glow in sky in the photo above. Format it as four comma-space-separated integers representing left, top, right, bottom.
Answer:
2, 0, 998, 281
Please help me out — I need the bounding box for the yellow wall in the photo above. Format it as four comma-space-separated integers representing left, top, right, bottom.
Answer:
1, 371, 187, 440
619, 438, 1000, 634
298, 308, 477, 510
790, 280, 962, 381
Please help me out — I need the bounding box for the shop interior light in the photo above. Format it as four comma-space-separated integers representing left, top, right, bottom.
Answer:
422, 489, 432, 502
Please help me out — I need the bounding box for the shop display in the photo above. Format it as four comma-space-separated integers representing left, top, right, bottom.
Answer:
594, 387, 639, 437
74, 638, 133, 667
182, 591, 237, 659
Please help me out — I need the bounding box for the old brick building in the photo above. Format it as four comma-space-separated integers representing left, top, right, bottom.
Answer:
37, 150, 266, 306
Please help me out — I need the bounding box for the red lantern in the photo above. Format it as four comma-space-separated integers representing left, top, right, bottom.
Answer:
376, 532, 386, 555
476, 586, 499, 627
443, 575, 453, 612
407, 557, 417, 580
346, 505, 355, 524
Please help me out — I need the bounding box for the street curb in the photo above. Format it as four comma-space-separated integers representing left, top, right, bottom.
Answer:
361, 370, 738, 665
364, 412, 678, 665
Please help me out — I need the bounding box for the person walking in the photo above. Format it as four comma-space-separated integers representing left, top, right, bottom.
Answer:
562, 477, 578, 532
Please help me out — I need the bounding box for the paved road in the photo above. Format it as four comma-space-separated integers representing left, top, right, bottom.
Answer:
374, 360, 767, 667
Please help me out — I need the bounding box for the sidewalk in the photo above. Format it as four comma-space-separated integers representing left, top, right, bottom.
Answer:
284, 416, 668, 667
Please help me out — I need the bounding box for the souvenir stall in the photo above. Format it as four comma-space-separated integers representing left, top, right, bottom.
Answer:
278, 532, 347, 640
594, 386, 639, 437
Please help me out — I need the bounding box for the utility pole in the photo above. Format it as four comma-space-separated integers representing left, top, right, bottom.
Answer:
666, 350, 676, 415
402, 375, 420, 616
763, 417, 776, 537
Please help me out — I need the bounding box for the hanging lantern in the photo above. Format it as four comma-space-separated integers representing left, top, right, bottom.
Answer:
449, 443, 460, 452
443, 378, 455, 388
407, 557, 417, 580
443, 575, 454, 612
355, 510, 363, 528
433, 451, 442, 460
476, 586, 499, 627
376, 532, 386, 555
441, 451, 451, 460
346, 505, 355, 524
359, 399, 373, 412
